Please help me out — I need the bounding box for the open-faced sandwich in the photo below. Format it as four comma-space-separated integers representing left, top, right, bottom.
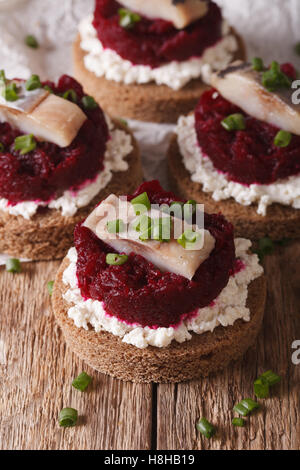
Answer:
52, 180, 266, 383
0, 71, 142, 260
168, 60, 300, 239
73, 0, 245, 123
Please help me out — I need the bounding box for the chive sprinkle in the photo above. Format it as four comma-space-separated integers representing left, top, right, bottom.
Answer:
3, 82, 19, 102
25, 74, 41, 91
131, 192, 151, 215
252, 57, 264, 72
107, 219, 125, 234
221, 113, 246, 132
254, 377, 270, 399
106, 253, 128, 266
62, 89, 77, 103
47, 281, 54, 296
25, 34, 39, 49
177, 229, 201, 249
72, 372, 92, 392
118, 8, 141, 29
6, 258, 21, 273
58, 408, 78, 428
260, 370, 281, 386
262, 61, 291, 92
44, 85, 53, 93
196, 418, 216, 439
14, 134, 36, 155
82, 95, 98, 110
234, 398, 260, 416
274, 130, 292, 148
184, 199, 197, 217
232, 417, 245, 427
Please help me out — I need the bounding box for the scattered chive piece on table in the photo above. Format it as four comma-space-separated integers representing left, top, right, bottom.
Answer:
262, 61, 291, 92
58, 408, 78, 428
294, 42, 300, 55
47, 281, 54, 296
274, 130, 292, 148
63, 89, 77, 102
118, 8, 141, 29
107, 219, 125, 234
25, 74, 41, 91
234, 399, 260, 417
106, 253, 128, 266
14, 134, 36, 155
252, 57, 264, 71
196, 418, 216, 439
72, 372, 92, 392
260, 370, 281, 387
0, 142, 4, 152
232, 417, 245, 427
131, 192, 151, 215
25, 34, 39, 49
82, 95, 98, 110
5, 258, 21, 273
254, 377, 270, 399
221, 113, 246, 132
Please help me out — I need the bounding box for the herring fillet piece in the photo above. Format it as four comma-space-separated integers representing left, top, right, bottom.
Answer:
210, 61, 300, 136
0, 83, 87, 147
83, 194, 216, 281
118, 0, 208, 29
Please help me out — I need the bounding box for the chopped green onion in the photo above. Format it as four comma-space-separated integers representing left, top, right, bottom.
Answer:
177, 229, 202, 249
139, 225, 152, 242
221, 113, 246, 132
25, 35, 39, 49
25, 74, 41, 91
152, 217, 172, 242
262, 61, 291, 92
47, 281, 54, 296
274, 130, 292, 148
106, 253, 128, 266
44, 85, 53, 93
72, 372, 92, 392
131, 192, 151, 215
5, 258, 21, 273
294, 42, 300, 56
3, 82, 19, 102
196, 418, 216, 439
252, 57, 264, 72
254, 377, 270, 399
254, 236, 274, 262
62, 89, 77, 103
119, 118, 128, 127
133, 214, 152, 232
58, 408, 78, 428
118, 8, 141, 29
260, 370, 281, 387
169, 201, 184, 218
82, 95, 98, 110
0, 69, 6, 84
107, 219, 125, 234
14, 134, 36, 155
0, 142, 4, 152
232, 417, 245, 427
234, 398, 260, 416
184, 199, 197, 217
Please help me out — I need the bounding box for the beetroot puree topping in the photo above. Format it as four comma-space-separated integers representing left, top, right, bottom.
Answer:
93, 0, 223, 68
195, 86, 300, 186
0, 76, 108, 204
74, 181, 235, 328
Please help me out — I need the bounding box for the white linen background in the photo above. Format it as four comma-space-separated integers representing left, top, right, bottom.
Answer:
0, 0, 299, 263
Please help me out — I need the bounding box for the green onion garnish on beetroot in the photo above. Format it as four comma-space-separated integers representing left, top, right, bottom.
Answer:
25, 74, 41, 91
82, 95, 98, 110
118, 8, 141, 29
72, 372, 92, 392
221, 113, 246, 132
25, 35, 39, 49
196, 418, 216, 439
6, 258, 22, 273
14, 134, 36, 155
177, 229, 201, 249
262, 61, 291, 92
232, 417, 245, 427
106, 253, 128, 266
47, 281, 54, 296
234, 398, 260, 416
252, 57, 264, 72
131, 192, 151, 215
274, 130, 292, 148
62, 89, 77, 103
58, 408, 78, 428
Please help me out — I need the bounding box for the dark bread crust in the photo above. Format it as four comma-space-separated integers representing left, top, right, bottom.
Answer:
73, 30, 246, 124
52, 256, 266, 383
0, 122, 143, 260
168, 134, 300, 240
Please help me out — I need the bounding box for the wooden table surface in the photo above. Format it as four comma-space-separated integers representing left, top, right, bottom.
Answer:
0, 242, 299, 450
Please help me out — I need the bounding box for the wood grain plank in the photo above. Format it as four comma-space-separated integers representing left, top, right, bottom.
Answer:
0, 260, 152, 450
157, 242, 300, 450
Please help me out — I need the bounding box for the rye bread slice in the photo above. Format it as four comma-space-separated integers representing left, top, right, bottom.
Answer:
168, 134, 300, 240
73, 29, 246, 124
0, 121, 143, 260
52, 256, 266, 384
